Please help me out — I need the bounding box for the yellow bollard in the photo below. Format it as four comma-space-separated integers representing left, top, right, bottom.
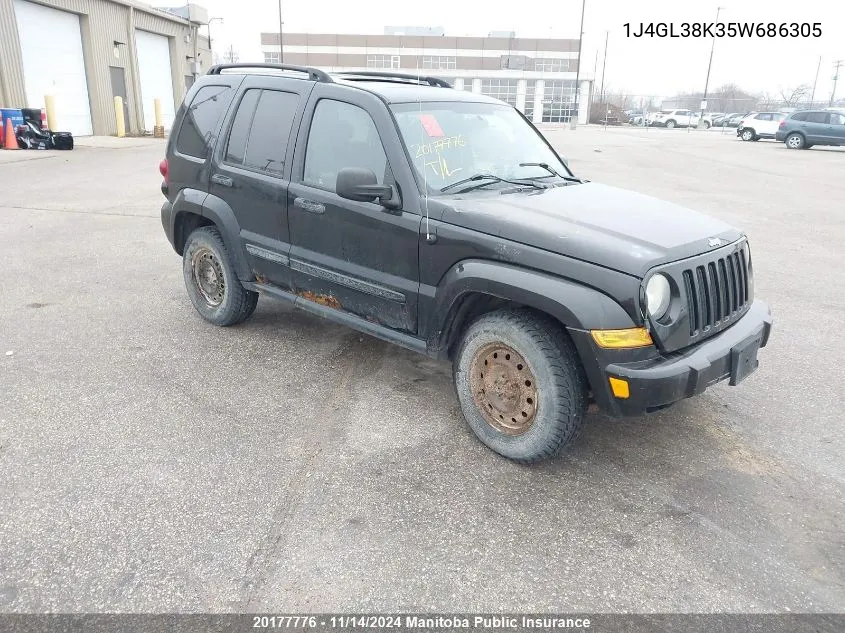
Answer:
44, 94, 57, 131
153, 97, 164, 138
114, 96, 125, 137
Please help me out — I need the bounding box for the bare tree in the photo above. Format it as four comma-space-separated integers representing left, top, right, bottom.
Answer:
779, 84, 810, 107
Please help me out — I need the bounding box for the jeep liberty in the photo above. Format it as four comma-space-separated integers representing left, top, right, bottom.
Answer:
159, 64, 772, 463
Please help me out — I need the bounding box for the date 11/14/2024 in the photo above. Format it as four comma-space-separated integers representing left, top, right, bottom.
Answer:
624, 22, 822, 38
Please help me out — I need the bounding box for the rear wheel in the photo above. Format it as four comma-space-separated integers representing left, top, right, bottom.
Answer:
183, 226, 258, 326
785, 133, 805, 149
741, 128, 756, 141
665, 120, 676, 129
703, 120, 711, 129
453, 309, 588, 463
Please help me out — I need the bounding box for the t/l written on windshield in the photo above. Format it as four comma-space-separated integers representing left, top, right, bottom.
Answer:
410, 134, 466, 179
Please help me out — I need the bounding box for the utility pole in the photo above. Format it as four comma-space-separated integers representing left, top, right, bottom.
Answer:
599, 30, 608, 105
810, 56, 821, 106
831, 60, 843, 106
699, 6, 724, 126
277, 0, 285, 63
570, 0, 586, 129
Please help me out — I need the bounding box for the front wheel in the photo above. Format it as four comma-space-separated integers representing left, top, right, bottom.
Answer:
182, 226, 258, 326
453, 309, 588, 463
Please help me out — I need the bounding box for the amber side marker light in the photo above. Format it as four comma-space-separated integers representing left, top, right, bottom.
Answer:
591, 327, 654, 349
608, 377, 630, 399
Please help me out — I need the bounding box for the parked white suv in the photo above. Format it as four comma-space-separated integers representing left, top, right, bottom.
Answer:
737, 112, 787, 141
648, 109, 701, 129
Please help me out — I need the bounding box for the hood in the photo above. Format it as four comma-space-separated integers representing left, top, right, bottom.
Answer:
437, 182, 741, 278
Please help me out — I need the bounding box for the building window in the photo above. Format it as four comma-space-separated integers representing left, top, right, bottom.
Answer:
421, 55, 456, 70
367, 55, 401, 69
461, 79, 475, 91
480, 78, 518, 108
542, 80, 577, 122
264, 52, 280, 64
535, 58, 569, 72
523, 81, 535, 120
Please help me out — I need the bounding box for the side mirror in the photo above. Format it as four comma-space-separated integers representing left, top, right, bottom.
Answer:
336, 167, 400, 209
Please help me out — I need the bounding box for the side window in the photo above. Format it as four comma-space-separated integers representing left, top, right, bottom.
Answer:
756, 113, 771, 121
791, 112, 807, 122
176, 85, 234, 159
223, 89, 299, 176
807, 112, 829, 124
829, 113, 845, 125
303, 99, 388, 193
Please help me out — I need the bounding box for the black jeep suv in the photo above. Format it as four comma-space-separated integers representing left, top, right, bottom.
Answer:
160, 64, 772, 463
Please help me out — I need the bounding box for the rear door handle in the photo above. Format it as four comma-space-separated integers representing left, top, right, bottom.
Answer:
211, 174, 233, 187
294, 197, 325, 214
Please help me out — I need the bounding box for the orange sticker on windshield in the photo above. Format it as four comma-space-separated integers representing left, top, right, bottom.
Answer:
419, 114, 445, 137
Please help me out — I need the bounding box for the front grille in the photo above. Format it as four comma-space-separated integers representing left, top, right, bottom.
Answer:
681, 246, 749, 337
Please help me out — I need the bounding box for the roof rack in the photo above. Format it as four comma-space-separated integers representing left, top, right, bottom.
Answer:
334, 71, 452, 88
206, 63, 332, 83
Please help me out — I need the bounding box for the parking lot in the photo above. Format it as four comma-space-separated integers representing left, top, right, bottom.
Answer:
0, 127, 843, 613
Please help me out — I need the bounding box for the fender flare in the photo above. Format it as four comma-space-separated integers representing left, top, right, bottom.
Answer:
427, 259, 637, 355
201, 193, 254, 282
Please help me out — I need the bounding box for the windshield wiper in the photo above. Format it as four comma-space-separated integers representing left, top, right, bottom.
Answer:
440, 173, 545, 193
519, 162, 582, 183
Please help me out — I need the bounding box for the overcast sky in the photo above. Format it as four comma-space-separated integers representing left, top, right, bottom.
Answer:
178, 0, 845, 101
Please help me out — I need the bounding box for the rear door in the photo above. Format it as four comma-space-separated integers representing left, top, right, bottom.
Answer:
207, 76, 313, 289
286, 84, 422, 332
754, 113, 773, 134
804, 111, 831, 142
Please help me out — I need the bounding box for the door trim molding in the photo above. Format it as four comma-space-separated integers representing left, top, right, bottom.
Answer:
245, 244, 290, 265
289, 257, 406, 304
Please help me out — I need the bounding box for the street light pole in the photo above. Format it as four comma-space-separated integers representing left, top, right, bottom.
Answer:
810, 56, 821, 106
699, 6, 723, 127
207, 17, 223, 64
599, 30, 608, 104
277, 0, 285, 63
570, 0, 586, 129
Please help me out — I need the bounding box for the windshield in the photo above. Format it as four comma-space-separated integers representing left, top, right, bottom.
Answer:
390, 101, 571, 194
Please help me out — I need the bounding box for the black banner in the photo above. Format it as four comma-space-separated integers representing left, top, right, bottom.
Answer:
0, 614, 842, 633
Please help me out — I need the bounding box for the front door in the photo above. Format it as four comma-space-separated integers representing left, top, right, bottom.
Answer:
824, 111, 845, 144
109, 66, 131, 133
287, 87, 422, 332
207, 77, 311, 289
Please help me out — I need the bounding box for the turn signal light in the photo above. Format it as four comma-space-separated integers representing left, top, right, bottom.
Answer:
591, 327, 653, 349
608, 377, 630, 399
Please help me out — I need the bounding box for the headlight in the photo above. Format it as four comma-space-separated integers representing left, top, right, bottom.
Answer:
645, 274, 671, 319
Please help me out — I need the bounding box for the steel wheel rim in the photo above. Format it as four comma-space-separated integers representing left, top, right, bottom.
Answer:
191, 247, 225, 307
469, 342, 539, 436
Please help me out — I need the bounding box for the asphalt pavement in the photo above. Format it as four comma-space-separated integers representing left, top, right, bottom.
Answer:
0, 128, 843, 613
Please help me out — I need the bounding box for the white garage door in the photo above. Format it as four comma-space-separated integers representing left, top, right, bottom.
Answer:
13, 0, 93, 136
135, 30, 176, 132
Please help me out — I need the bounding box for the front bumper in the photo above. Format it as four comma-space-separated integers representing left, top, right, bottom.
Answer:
569, 300, 772, 417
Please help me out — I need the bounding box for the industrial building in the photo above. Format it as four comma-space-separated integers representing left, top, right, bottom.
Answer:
260, 27, 594, 124
0, 0, 211, 136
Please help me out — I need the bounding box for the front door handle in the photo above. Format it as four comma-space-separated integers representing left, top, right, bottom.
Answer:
211, 174, 233, 187
293, 197, 325, 214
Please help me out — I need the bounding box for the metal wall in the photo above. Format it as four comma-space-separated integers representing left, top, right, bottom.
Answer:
0, 0, 210, 135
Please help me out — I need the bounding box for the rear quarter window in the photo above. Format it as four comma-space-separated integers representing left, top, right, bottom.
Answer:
790, 112, 808, 121
176, 85, 235, 159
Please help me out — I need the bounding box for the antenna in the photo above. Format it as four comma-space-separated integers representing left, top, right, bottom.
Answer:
416, 58, 432, 242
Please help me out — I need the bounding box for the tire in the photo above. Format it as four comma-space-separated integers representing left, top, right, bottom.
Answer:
703, 120, 711, 129
741, 128, 756, 141
785, 133, 805, 149
182, 226, 258, 326
453, 309, 588, 463
665, 120, 676, 129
